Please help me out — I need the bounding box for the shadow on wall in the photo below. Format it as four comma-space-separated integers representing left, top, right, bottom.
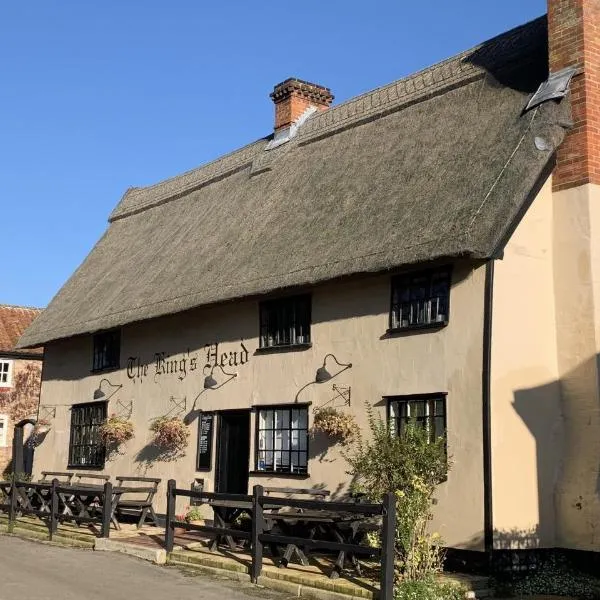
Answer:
512, 379, 563, 547
512, 353, 600, 550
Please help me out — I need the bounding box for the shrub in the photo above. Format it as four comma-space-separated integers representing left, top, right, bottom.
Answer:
311, 406, 358, 443
150, 416, 189, 452
99, 415, 134, 446
394, 579, 466, 600
343, 403, 449, 583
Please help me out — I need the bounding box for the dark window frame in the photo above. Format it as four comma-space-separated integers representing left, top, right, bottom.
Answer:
258, 294, 312, 350
67, 401, 107, 469
389, 266, 452, 332
254, 404, 309, 475
92, 329, 121, 372
386, 393, 448, 446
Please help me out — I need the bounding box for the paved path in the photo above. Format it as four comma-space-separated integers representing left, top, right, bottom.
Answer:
0, 536, 288, 600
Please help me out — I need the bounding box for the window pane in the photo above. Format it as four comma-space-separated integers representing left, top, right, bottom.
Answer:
292, 409, 307, 429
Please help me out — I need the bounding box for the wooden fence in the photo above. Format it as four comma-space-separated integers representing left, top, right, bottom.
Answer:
164, 481, 396, 600
0, 479, 113, 539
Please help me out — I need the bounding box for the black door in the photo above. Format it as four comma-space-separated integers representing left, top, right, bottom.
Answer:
216, 410, 250, 494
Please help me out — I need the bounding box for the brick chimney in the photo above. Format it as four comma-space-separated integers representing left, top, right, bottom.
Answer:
548, 0, 600, 191
270, 78, 334, 131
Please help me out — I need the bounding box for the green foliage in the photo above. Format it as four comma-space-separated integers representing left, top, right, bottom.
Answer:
343, 404, 449, 583
496, 555, 600, 599
184, 505, 204, 523
394, 578, 466, 600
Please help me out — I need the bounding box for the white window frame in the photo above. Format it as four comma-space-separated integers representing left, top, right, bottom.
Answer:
0, 414, 9, 447
0, 359, 13, 388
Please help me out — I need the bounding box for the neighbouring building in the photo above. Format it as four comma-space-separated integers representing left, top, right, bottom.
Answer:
17, 0, 600, 570
0, 305, 43, 475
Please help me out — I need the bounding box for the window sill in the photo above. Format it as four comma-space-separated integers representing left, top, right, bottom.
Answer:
249, 471, 310, 479
90, 366, 120, 375
384, 321, 448, 337
254, 343, 312, 355
66, 465, 106, 471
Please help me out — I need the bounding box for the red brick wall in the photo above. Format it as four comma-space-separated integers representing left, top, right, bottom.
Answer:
549, 0, 600, 191
0, 358, 42, 475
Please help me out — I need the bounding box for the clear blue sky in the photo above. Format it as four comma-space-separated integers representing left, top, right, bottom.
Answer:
2, 0, 546, 308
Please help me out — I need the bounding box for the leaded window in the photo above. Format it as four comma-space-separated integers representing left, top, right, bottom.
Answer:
0, 360, 12, 387
68, 402, 107, 468
259, 295, 311, 348
256, 406, 308, 474
388, 395, 447, 443
390, 268, 451, 330
92, 330, 120, 372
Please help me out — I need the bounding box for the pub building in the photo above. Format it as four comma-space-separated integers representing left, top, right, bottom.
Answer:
18, 1, 600, 567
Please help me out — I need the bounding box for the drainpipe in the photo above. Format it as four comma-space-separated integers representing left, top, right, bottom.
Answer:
482, 260, 495, 568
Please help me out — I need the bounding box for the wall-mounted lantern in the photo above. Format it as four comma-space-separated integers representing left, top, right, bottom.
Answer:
93, 378, 123, 400
203, 365, 237, 390
315, 354, 352, 383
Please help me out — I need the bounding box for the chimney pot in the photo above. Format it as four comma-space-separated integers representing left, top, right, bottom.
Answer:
270, 78, 334, 131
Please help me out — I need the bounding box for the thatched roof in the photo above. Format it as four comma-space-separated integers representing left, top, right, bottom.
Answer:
18, 16, 571, 349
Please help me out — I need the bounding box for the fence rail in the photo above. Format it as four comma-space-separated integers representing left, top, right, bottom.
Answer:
164, 481, 396, 600
0, 479, 114, 539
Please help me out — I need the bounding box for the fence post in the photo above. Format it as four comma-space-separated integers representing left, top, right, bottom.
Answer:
380, 492, 396, 600
8, 479, 17, 524
165, 479, 176, 553
50, 478, 59, 540
250, 485, 264, 583
101, 481, 113, 538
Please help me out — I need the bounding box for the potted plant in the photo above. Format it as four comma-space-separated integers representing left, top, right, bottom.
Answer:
99, 414, 134, 446
184, 505, 204, 526
150, 416, 189, 452
311, 406, 358, 444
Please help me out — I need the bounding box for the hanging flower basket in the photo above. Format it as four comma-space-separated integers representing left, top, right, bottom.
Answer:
150, 416, 189, 452
311, 407, 358, 444
99, 414, 134, 446
33, 418, 52, 435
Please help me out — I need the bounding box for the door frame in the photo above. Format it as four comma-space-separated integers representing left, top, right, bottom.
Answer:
215, 409, 251, 494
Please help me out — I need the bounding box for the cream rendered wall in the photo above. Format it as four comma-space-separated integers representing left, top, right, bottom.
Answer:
553, 183, 600, 551
490, 178, 563, 550
35, 264, 487, 549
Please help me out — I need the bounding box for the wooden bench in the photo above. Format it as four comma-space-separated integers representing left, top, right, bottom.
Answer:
115, 476, 161, 528
73, 473, 110, 485
38, 471, 75, 484
264, 487, 330, 500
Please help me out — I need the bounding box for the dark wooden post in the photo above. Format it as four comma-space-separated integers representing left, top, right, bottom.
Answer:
101, 481, 113, 538
50, 478, 59, 539
380, 492, 396, 600
8, 479, 17, 524
250, 485, 264, 583
165, 479, 176, 553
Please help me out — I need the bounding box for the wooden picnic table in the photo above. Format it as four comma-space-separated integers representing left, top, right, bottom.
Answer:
263, 508, 377, 578
57, 484, 156, 530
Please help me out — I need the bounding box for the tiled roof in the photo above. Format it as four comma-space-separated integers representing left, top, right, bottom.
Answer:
0, 305, 43, 355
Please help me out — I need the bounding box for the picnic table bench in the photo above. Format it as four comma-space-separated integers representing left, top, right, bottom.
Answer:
38, 471, 75, 484
114, 476, 161, 528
